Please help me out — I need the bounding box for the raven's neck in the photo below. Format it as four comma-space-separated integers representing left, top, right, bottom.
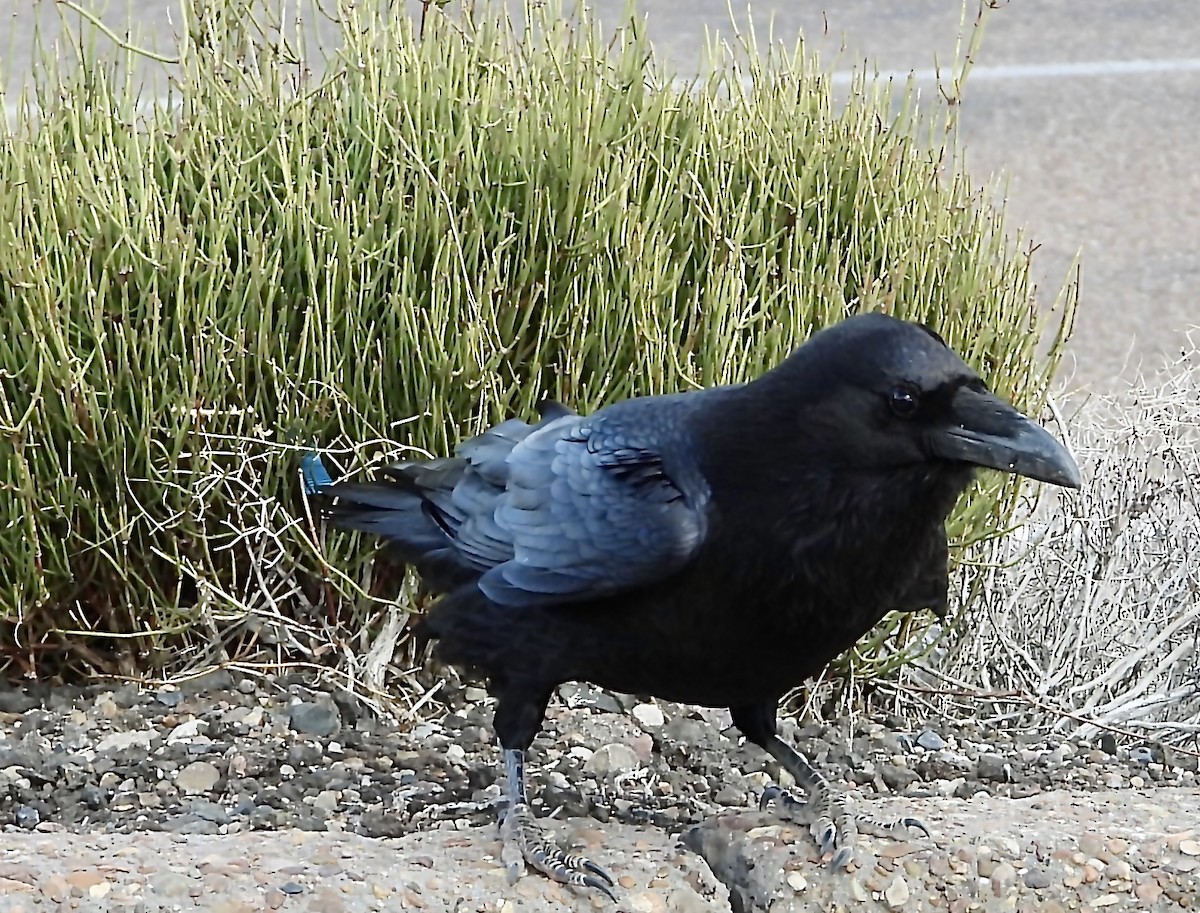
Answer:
690, 384, 974, 606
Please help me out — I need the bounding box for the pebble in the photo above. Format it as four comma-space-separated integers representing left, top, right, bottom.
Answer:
879, 762, 919, 791
990, 861, 1016, 891
583, 743, 641, 777
176, 761, 220, 794
288, 702, 341, 737
786, 872, 807, 891
95, 730, 155, 753
167, 719, 207, 743
1136, 879, 1165, 903
976, 753, 1011, 782
632, 703, 664, 729
916, 729, 945, 751
883, 874, 909, 908
1024, 867, 1052, 889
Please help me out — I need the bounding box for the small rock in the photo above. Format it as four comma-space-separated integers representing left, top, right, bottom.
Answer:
1099, 733, 1118, 755
1024, 868, 1052, 889
632, 703, 665, 729
156, 687, 183, 707
977, 856, 996, 878
879, 763, 919, 791
14, 804, 40, 829
584, 743, 641, 777
976, 754, 1010, 782
884, 875, 909, 909
66, 870, 106, 891
188, 799, 230, 823
713, 784, 744, 806
289, 702, 341, 738
916, 730, 945, 751
96, 730, 155, 753
991, 861, 1016, 893
786, 872, 808, 891
176, 761, 221, 794
167, 719, 207, 743
150, 872, 196, 898
662, 717, 716, 749
177, 669, 235, 694
558, 683, 622, 714
1179, 839, 1200, 856
0, 688, 39, 713
41, 875, 71, 903
280, 881, 304, 895
1135, 880, 1164, 903
313, 791, 339, 812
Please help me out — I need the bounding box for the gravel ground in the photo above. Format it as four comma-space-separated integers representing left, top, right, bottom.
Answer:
2, 672, 1199, 911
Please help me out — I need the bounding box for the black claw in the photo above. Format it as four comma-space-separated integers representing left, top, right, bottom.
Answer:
583, 859, 615, 887
819, 828, 836, 855
831, 846, 854, 870
759, 785, 784, 809
583, 875, 617, 901
903, 817, 931, 838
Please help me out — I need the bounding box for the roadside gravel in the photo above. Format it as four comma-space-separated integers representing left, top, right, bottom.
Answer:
2, 673, 1197, 911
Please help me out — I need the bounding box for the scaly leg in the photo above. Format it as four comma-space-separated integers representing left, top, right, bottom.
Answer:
499, 748, 616, 900
733, 703, 929, 869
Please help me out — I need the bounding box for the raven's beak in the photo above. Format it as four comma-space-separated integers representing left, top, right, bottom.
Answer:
931, 386, 1082, 488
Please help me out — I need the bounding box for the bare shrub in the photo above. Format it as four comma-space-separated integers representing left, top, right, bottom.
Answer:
910, 337, 1200, 748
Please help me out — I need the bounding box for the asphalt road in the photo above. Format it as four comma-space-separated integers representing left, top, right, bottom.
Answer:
4, 1, 1198, 391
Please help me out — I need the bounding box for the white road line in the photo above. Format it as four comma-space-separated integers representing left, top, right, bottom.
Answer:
6, 56, 1200, 123
829, 56, 1200, 85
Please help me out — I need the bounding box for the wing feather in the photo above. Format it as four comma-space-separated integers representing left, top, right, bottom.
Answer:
469, 406, 709, 607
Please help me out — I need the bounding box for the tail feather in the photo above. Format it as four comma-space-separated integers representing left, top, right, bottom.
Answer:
302, 402, 577, 599
303, 453, 461, 573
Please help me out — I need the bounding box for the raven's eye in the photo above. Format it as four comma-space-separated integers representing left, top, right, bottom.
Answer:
889, 385, 920, 418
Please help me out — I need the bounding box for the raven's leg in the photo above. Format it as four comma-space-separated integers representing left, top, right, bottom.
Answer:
731, 702, 929, 869
493, 687, 615, 899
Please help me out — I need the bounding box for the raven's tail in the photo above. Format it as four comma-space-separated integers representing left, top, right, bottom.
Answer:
302, 453, 478, 592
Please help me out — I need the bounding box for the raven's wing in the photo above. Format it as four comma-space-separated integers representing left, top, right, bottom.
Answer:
462, 408, 709, 608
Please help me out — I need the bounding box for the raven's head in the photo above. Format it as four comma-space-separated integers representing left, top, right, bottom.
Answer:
776, 313, 1082, 489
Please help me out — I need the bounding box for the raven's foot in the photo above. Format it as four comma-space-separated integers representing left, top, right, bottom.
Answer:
759, 784, 930, 869
499, 803, 616, 900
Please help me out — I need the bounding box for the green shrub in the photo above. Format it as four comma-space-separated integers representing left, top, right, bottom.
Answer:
0, 0, 1074, 683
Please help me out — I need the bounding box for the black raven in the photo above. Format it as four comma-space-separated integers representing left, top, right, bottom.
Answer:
303, 313, 1080, 898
